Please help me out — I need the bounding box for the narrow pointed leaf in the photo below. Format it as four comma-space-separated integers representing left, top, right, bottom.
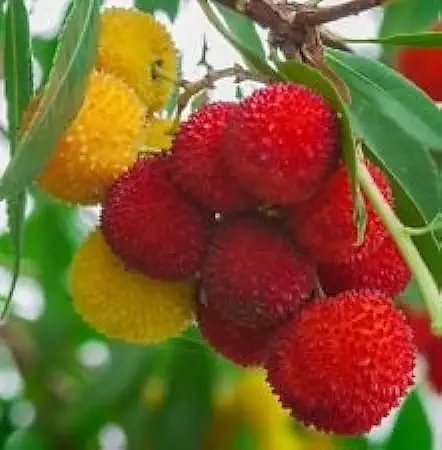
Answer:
326, 49, 442, 150
3, 0, 32, 318
0, 0, 100, 200
343, 31, 442, 47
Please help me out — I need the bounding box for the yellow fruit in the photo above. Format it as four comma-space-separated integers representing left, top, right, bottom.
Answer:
97, 8, 177, 112
35, 70, 146, 205
234, 368, 290, 428
259, 425, 304, 450
69, 230, 195, 344
144, 117, 176, 151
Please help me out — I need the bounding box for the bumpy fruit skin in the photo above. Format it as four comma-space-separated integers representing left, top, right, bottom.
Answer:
69, 230, 195, 344
318, 237, 410, 296
396, 23, 442, 101
97, 8, 177, 112
170, 102, 254, 213
267, 290, 415, 434
202, 217, 314, 328
33, 70, 146, 205
197, 297, 275, 366
101, 156, 208, 279
288, 161, 393, 264
222, 82, 339, 204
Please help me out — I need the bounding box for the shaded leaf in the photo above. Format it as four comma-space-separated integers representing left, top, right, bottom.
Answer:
343, 31, 442, 46
385, 391, 433, 450
197, 0, 276, 77
32, 36, 58, 85
3, 0, 32, 318
214, 3, 265, 60
326, 49, 442, 151
135, 0, 180, 21
0, 0, 100, 200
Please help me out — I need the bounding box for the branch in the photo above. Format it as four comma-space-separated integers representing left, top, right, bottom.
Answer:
300, 0, 389, 26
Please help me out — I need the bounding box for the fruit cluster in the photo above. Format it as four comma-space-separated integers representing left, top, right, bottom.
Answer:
31, 7, 417, 436
95, 80, 414, 434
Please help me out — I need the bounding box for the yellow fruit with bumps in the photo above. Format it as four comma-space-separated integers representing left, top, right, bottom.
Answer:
30, 70, 147, 205
69, 230, 195, 344
97, 8, 178, 113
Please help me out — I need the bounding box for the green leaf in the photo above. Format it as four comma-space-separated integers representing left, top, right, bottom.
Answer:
277, 60, 357, 202
32, 36, 58, 85
135, 0, 179, 21
380, 0, 439, 38
152, 328, 216, 450
4, 428, 50, 450
3, 0, 32, 318
197, 0, 276, 77
385, 391, 433, 450
326, 49, 442, 150
213, 3, 266, 60
343, 31, 442, 46
0, 0, 100, 200
345, 86, 442, 284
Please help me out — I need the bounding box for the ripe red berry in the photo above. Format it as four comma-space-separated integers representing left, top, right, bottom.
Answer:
396, 23, 442, 101
101, 156, 208, 279
197, 292, 275, 366
170, 102, 254, 213
318, 237, 410, 296
222, 82, 339, 205
403, 307, 434, 353
202, 217, 314, 329
427, 339, 442, 393
267, 290, 415, 434
287, 161, 393, 264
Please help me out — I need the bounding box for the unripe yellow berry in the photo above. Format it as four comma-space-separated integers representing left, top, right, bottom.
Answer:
97, 8, 178, 113
144, 117, 176, 151
69, 230, 195, 344
32, 70, 146, 205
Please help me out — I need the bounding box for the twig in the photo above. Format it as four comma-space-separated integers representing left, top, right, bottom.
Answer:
176, 64, 270, 118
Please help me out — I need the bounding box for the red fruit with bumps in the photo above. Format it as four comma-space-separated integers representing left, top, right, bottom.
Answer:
197, 292, 275, 366
287, 161, 393, 264
403, 307, 434, 353
222, 82, 339, 205
427, 340, 442, 393
396, 23, 442, 101
101, 156, 208, 279
202, 217, 314, 329
318, 237, 410, 296
170, 102, 254, 213
267, 290, 415, 434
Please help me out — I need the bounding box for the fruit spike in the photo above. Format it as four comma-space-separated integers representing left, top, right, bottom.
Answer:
222, 82, 339, 205
101, 155, 208, 279
288, 160, 393, 264
396, 22, 442, 102
202, 216, 314, 329
170, 102, 255, 213
197, 293, 276, 366
266, 290, 415, 434
318, 236, 411, 296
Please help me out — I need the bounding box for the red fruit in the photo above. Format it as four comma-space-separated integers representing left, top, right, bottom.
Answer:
267, 290, 415, 434
287, 161, 393, 264
101, 155, 208, 279
318, 237, 411, 296
396, 23, 442, 101
170, 102, 254, 213
403, 307, 434, 353
427, 339, 442, 393
202, 217, 314, 329
222, 82, 339, 205
197, 292, 275, 366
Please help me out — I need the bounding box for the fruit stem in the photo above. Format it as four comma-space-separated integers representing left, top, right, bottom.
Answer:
402, 213, 442, 237
357, 159, 442, 334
